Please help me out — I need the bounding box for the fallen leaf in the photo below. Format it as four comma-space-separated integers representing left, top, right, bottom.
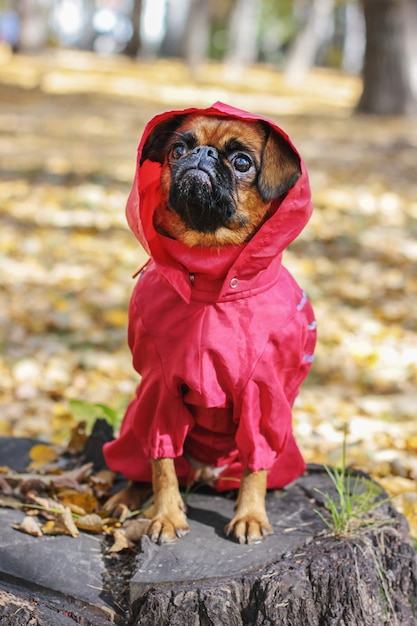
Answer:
51, 463, 93, 489
0, 476, 13, 494
20, 478, 48, 497
123, 518, 150, 542
66, 421, 88, 454
13, 516, 43, 537
28, 444, 58, 470
59, 491, 98, 514
42, 507, 79, 537
0, 495, 25, 509
75, 513, 103, 533
108, 528, 134, 553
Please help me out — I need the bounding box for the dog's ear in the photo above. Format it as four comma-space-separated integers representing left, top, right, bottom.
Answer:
257, 122, 301, 201
140, 114, 186, 165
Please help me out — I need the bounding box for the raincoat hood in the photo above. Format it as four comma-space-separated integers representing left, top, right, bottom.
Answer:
126, 102, 313, 303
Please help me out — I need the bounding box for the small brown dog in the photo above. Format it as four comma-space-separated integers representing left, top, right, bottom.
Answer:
104, 104, 315, 544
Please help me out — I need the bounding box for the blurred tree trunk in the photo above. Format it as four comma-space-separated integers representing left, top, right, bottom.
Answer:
357, 0, 416, 115
184, 0, 211, 78
125, 0, 143, 57
403, 0, 417, 100
78, 0, 96, 51
285, 0, 334, 81
17, 0, 49, 52
161, 0, 191, 57
223, 0, 259, 78
342, 1, 365, 74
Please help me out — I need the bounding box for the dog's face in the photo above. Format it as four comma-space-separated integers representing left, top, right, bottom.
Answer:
141, 114, 301, 247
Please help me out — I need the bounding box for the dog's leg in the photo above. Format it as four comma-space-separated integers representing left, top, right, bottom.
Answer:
225, 468, 272, 544
146, 458, 189, 544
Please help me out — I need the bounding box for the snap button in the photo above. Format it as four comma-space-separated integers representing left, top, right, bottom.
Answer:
229, 277, 239, 289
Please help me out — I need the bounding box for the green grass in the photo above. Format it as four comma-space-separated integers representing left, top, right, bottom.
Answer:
314, 435, 391, 536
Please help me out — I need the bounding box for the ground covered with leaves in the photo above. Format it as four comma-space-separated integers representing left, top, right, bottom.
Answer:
1, 48, 417, 538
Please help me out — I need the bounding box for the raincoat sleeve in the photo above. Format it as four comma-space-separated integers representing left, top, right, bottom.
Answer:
234, 345, 293, 472
234, 305, 315, 473
126, 294, 195, 460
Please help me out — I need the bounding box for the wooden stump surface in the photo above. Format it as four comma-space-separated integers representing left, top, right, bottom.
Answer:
131, 468, 417, 626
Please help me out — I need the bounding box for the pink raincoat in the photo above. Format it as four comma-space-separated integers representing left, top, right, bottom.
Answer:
103, 102, 316, 490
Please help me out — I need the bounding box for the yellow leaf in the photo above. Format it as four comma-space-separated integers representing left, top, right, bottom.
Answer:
103, 309, 127, 327
28, 444, 58, 470
405, 435, 417, 452
59, 491, 97, 515
401, 493, 417, 537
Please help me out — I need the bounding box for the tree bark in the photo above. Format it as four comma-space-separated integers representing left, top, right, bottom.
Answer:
17, 0, 49, 52
160, 0, 192, 58
183, 0, 211, 78
132, 525, 417, 626
285, 0, 334, 81
124, 0, 143, 58
223, 0, 260, 78
357, 0, 417, 115
130, 472, 417, 626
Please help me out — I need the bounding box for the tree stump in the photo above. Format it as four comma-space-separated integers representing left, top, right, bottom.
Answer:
130, 469, 417, 626
0, 435, 416, 625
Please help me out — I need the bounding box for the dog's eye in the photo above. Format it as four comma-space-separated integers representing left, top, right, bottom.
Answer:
232, 154, 252, 173
171, 143, 187, 159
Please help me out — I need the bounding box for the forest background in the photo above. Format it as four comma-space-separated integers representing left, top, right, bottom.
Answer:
1, 0, 417, 536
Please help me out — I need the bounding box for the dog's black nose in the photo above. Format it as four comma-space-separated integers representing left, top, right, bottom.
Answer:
192, 145, 218, 161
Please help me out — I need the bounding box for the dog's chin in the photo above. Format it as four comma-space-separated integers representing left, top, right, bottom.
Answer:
154, 208, 259, 248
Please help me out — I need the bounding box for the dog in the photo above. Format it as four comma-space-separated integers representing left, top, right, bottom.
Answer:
104, 103, 316, 545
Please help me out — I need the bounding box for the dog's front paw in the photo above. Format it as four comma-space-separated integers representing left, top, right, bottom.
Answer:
148, 510, 190, 544
225, 514, 272, 544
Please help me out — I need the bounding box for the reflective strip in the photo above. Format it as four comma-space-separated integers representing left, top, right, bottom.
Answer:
297, 291, 307, 311
303, 354, 315, 363
308, 320, 317, 331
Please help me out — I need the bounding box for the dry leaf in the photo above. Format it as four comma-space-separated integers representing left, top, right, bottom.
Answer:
400, 493, 417, 537
20, 478, 48, 497
88, 470, 115, 498
0, 494, 26, 509
75, 513, 103, 533
123, 518, 150, 542
13, 516, 43, 537
42, 507, 79, 537
66, 421, 88, 454
59, 491, 97, 514
51, 463, 93, 489
61, 507, 80, 537
108, 529, 134, 553
0, 476, 13, 494
28, 444, 58, 470
28, 495, 65, 514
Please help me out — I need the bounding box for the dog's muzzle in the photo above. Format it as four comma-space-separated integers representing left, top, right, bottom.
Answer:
169, 148, 236, 232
